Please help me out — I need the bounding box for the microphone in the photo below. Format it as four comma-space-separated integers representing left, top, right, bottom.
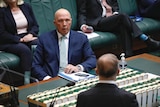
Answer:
0, 67, 39, 84
0, 60, 39, 107
49, 81, 75, 107
0, 61, 19, 107
65, 81, 75, 87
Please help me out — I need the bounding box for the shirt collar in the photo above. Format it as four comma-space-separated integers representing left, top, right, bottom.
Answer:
57, 31, 70, 39
99, 80, 117, 85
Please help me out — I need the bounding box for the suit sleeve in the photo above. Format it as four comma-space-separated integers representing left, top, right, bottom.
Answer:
31, 35, 49, 80
128, 93, 139, 107
79, 34, 97, 71
69, 31, 96, 72
76, 0, 87, 29
76, 93, 87, 107
107, 0, 119, 12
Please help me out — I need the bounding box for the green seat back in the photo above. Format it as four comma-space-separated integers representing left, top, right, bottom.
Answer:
30, 0, 55, 35
50, 0, 77, 30
28, 0, 77, 35
117, 0, 138, 15
62, 0, 77, 30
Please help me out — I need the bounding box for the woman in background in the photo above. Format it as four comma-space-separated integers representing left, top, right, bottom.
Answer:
0, 0, 39, 76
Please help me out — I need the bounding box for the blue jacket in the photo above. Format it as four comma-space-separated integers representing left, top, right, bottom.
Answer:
32, 30, 97, 80
0, 3, 39, 46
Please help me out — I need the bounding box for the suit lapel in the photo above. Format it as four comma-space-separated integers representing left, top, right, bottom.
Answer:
97, 0, 101, 5
19, 4, 30, 27
52, 31, 60, 62
68, 31, 73, 63
96, 0, 103, 9
5, 7, 17, 32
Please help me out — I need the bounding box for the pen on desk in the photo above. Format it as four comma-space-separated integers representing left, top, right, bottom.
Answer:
75, 73, 89, 77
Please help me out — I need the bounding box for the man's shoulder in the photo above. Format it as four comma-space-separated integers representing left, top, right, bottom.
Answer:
70, 30, 82, 34
118, 88, 136, 97
70, 30, 87, 38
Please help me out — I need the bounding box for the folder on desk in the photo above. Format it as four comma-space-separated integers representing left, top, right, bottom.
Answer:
58, 71, 96, 82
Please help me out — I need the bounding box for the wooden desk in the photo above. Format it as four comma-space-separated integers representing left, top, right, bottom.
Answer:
126, 53, 160, 63
18, 76, 60, 90
18, 77, 69, 107
126, 53, 160, 76
19, 53, 159, 89
18, 53, 160, 107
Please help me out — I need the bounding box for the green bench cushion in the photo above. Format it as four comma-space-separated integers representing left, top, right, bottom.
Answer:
118, 0, 160, 34
1, 0, 160, 72
90, 32, 119, 49
0, 52, 20, 69
136, 18, 160, 33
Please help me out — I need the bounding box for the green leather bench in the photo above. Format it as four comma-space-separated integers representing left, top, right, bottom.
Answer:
0, 52, 20, 70
0, 0, 160, 71
118, 0, 160, 34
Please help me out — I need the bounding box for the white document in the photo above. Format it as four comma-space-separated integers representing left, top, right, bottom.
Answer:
78, 31, 100, 39
58, 71, 95, 82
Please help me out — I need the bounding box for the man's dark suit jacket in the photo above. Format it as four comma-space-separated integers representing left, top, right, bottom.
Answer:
76, 83, 139, 107
32, 30, 97, 80
0, 3, 39, 47
137, 0, 160, 19
137, 0, 155, 14
77, 0, 119, 29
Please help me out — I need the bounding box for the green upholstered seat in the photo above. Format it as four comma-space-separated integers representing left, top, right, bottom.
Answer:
117, 0, 138, 15
90, 32, 119, 49
1, 0, 160, 72
0, 52, 20, 70
117, 0, 160, 34
136, 18, 160, 33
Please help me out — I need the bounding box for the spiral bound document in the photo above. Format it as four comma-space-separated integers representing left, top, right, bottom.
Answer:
58, 71, 96, 82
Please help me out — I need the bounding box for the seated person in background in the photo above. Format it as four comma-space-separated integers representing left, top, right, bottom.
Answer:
32, 8, 97, 81
77, 0, 160, 57
0, 0, 39, 74
76, 53, 139, 107
137, 0, 160, 20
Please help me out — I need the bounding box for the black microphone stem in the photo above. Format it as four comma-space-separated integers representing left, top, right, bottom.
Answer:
0, 61, 19, 107
49, 82, 75, 107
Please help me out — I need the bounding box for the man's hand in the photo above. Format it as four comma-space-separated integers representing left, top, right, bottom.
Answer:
102, 0, 113, 17
81, 25, 94, 33
64, 64, 80, 74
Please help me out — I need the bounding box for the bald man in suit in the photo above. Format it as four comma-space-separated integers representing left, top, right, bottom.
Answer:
76, 53, 139, 107
32, 8, 96, 80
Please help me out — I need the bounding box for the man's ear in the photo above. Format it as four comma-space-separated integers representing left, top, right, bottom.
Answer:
116, 69, 120, 76
95, 68, 99, 75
